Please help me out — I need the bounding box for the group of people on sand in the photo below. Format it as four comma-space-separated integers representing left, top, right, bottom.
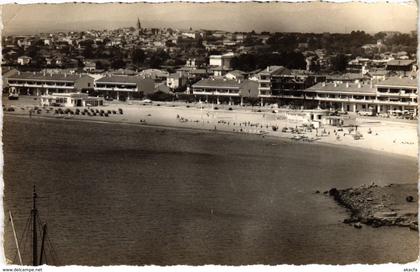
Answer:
176, 113, 276, 134
175, 112, 387, 143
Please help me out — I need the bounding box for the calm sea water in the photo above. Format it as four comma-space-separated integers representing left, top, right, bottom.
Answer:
3, 115, 418, 265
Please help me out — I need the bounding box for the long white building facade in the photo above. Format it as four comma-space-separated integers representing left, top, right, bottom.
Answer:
304, 77, 418, 116
6, 72, 94, 95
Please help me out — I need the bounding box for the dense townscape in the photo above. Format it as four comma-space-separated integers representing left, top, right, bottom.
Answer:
2, 20, 418, 118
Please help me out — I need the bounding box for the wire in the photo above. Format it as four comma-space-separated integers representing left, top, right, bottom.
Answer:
46, 234, 60, 265
19, 215, 32, 265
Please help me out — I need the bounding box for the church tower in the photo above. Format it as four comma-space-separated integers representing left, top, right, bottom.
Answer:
137, 18, 142, 30
137, 18, 143, 35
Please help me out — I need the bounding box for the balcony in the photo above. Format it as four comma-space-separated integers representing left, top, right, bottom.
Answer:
43, 84, 73, 89
9, 82, 73, 89
24, 83, 44, 88
377, 92, 417, 98
193, 91, 240, 97
258, 77, 270, 82
8, 82, 42, 88
281, 95, 305, 100
258, 94, 273, 98
113, 87, 138, 92
94, 87, 138, 92
313, 96, 372, 103
374, 99, 417, 106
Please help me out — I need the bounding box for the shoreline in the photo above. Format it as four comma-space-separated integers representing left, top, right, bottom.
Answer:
4, 111, 418, 160
3, 96, 418, 158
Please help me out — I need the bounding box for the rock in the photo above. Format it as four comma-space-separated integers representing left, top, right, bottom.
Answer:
374, 211, 397, 218
329, 188, 338, 196
401, 212, 417, 217
406, 195, 414, 202
323, 191, 328, 194
354, 222, 362, 229
315, 190, 320, 194
409, 222, 418, 231
343, 218, 358, 224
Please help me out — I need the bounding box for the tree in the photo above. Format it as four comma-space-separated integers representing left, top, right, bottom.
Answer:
330, 54, 348, 72
96, 60, 110, 70
165, 40, 176, 47
147, 91, 174, 101
283, 52, 306, 69
25, 45, 40, 58
231, 54, 257, 71
111, 58, 126, 69
83, 44, 94, 58
132, 48, 145, 65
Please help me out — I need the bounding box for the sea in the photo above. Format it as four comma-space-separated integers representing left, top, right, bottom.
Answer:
3, 115, 418, 265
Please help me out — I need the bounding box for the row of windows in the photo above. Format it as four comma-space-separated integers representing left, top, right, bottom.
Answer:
193, 88, 239, 94
377, 88, 417, 94
95, 84, 136, 89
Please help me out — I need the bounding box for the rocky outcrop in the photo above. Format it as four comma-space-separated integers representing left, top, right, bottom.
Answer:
329, 183, 418, 230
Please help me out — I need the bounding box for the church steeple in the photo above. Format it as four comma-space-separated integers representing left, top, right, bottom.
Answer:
137, 18, 142, 30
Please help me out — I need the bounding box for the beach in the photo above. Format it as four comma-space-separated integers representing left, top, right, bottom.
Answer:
2, 96, 419, 265
3, 96, 418, 158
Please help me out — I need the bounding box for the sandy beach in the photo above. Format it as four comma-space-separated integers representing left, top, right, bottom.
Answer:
3, 96, 418, 158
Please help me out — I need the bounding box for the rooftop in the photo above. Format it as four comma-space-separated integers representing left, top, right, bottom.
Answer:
386, 59, 416, 66
209, 52, 236, 59
306, 82, 377, 94
193, 78, 249, 89
8, 72, 90, 82
259, 66, 291, 76
326, 73, 368, 81
139, 69, 169, 77
96, 75, 148, 84
376, 77, 417, 88
227, 70, 246, 76
367, 70, 389, 76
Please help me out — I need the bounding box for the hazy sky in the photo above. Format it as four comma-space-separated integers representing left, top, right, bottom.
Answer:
1, 2, 418, 35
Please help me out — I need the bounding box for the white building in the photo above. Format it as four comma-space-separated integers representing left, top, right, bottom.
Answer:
209, 53, 235, 69
166, 72, 188, 91
94, 75, 155, 100
6, 72, 95, 96
17, 56, 32, 66
304, 77, 418, 117
40, 93, 104, 107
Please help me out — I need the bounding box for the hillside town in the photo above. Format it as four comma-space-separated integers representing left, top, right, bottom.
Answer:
2, 20, 418, 119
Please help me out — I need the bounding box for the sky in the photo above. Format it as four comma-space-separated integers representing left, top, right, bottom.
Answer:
1, 1, 418, 35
